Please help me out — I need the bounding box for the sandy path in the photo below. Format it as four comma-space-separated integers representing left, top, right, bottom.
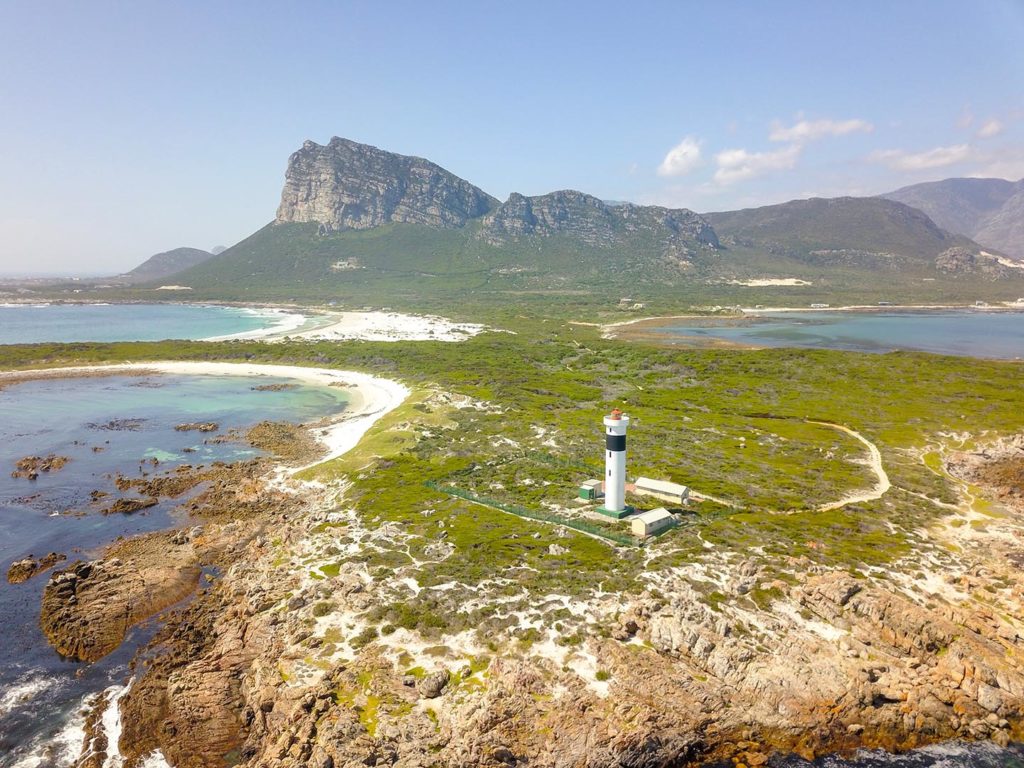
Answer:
809, 420, 891, 511
0, 362, 409, 472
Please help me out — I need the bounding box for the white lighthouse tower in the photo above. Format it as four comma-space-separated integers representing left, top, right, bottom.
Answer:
600, 409, 631, 518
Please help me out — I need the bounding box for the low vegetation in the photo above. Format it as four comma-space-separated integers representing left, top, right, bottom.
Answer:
2, 324, 1023, 623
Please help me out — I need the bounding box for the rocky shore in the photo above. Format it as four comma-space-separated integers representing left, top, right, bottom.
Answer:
15, 360, 1020, 767
41, 434, 1020, 768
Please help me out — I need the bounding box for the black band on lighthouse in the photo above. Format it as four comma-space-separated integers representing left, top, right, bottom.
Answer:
606, 434, 626, 451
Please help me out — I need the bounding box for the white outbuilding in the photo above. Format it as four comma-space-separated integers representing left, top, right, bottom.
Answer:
634, 477, 690, 505
630, 507, 675, 538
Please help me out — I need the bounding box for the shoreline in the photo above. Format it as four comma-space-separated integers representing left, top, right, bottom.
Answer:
0, 362, 410, 471
0, 300, 488, 344
0, 361, 408, 766
601, 301, 1024, 337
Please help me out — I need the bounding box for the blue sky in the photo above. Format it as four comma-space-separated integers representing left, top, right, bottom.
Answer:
1, 1, 1023, 274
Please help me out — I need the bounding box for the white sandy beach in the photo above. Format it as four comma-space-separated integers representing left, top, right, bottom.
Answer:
208, 308, 485, 343
0, 361, 409, 471
288, 310, 485, 343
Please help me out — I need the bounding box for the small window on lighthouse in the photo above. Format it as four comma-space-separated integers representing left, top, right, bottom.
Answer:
607, 450, 611, 458
607, 469, 611, 477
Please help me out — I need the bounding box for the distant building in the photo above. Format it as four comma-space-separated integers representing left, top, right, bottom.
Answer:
634, 477, 690, 505
631, 508, 675, 538
810, 303, 830, 309
578, 479, 603, 501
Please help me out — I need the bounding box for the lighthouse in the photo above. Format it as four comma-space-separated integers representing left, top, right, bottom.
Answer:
600, 409, 631, 517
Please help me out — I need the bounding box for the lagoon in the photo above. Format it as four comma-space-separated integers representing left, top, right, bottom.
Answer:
654, 310, 1024, 359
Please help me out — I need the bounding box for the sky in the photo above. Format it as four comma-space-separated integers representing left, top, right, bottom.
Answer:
1, 1, 1023, 275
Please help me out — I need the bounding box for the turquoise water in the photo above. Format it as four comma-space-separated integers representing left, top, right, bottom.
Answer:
0, 373, 347, 765
658, 310, 1024, 359
0, 303, 299, 343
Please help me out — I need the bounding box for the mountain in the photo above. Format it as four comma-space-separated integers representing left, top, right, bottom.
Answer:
170, 138, 722, 304
701, 196, 1017, 276
163, 139, 1024, 307
705, 197, 968, 262
881, 177, 1024, 259
119, 247, 215, 284
480, 190, 718, 251
275, 137, 498, 231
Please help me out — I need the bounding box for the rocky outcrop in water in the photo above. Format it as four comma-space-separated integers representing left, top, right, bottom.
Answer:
175, 422, 219, 433
11, 454, 69, 480
275, 137, 498, 232
6, 551, 65, 584
40, 531, 202, 662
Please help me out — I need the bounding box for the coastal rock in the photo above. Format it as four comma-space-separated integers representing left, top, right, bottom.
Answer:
11, 453, 69, 479
102, 496, 159, 515
6, 551, 66, 584
417, 669, 451, 698
175, 422, 219, 432
40, 531, 201, 662
275, 137, 498, 232
77, 434, 1024, 768
945, 434, 1024, 513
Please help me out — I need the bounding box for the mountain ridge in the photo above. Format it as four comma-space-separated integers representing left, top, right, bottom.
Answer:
163, 138, 1023, 306
881, 177, 1024, 259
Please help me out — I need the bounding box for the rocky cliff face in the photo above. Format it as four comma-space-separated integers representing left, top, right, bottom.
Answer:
479, 190, 720, 251
275, 137, 499, 232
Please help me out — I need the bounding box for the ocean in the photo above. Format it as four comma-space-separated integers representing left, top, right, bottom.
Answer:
0, 373, 348, 766
0, 303, 307, 344
655, 310, 1024, 359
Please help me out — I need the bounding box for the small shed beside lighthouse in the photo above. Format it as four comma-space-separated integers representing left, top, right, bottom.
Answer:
630, 508, 675, 538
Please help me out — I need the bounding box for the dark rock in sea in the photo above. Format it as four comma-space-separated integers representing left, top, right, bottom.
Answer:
102, 496, 159, 515
175, 422, 220, 433
11, 454, 70, 480
6, 552, 66, 584
87, 418, 147, 431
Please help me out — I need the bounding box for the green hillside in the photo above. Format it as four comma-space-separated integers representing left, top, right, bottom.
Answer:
160, 210, 1024, 316
705, 197, 973, 262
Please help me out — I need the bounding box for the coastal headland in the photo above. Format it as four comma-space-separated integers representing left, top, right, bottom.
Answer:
1, 327, 1023, 767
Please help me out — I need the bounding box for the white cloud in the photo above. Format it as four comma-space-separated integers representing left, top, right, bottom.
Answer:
976, 119, 1004, 139
769, 118, 873, 143
713, 144, 802, 185
966, 147, 1024, 180
869, 144, 975, 171
657, 136, 703, 177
